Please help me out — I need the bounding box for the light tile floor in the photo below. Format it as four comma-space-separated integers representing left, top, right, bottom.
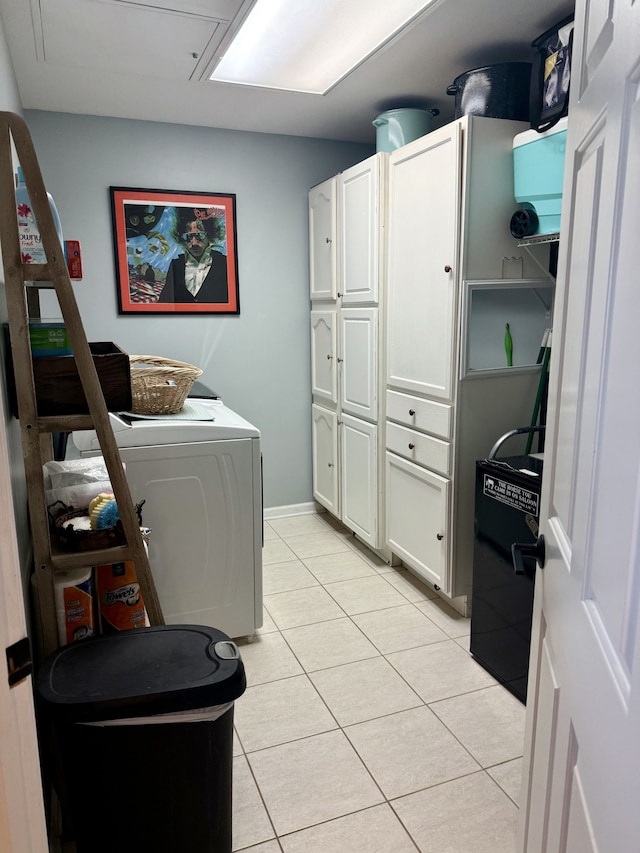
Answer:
232, 512, 526, 852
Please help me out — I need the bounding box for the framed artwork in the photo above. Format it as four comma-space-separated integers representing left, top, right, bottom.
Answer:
110, 187, 239, 314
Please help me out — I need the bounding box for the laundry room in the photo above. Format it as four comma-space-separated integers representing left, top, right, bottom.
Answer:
5, 1, 636, 853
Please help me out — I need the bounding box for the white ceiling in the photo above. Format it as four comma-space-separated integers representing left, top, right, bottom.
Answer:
0, 0, 574, 144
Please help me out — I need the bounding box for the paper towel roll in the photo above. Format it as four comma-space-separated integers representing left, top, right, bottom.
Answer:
54, 568, 95, 645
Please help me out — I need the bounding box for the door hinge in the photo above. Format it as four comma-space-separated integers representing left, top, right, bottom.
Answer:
6, 636, 32, 687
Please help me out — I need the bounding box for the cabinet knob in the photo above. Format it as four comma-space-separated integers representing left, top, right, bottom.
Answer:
337, 292, 343, 297
328, 462, 333, 468
326, 354, 333, 360
409, 409, 415, 416
436, 533, 444, 540
325, 237, 332, 244
444, 265, 452, 273
337, 357, 343, 363
408, 443, 415, 450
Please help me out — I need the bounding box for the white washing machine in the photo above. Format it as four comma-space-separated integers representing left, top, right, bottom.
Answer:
72, 399, 262, 640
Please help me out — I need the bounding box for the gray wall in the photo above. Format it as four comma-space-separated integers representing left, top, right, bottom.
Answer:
25, 111, 373, 509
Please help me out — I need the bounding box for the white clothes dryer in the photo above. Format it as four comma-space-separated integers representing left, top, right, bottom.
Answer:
72, 399, 262, 640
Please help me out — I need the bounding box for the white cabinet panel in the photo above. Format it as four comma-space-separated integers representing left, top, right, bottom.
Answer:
310, 309, 337, 403
386, 421, 451, 477
312, 404, 339, 515
386, 389, 453, 439
309, 176, 337, 301
385, 451, 450, 591
386, 124, 461, 402
339, 155, 383, 304
341, 307, 378, 421
341, 414, 377, 548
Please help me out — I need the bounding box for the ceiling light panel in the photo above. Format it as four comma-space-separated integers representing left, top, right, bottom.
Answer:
210, 0, 439, 94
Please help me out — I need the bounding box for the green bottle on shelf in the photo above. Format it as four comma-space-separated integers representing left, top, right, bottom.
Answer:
504, 322, 513, 367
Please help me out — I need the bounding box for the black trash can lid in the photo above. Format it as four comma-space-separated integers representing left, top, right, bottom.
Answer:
36, 625, 246, 723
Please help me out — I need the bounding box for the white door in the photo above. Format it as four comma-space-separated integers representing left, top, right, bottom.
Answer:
341, 413, 377, 547
385, 451, 450, 592
311, 404, 339, 515
339, 154, 382, 305
340, 307, 378, 421
519, 3, 640, 852
0, 415, 48, 849
386, 123, 461, 402
310, 309, 337, 403
309, 176, 337, 301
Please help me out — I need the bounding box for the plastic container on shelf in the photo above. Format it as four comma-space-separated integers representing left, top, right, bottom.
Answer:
15, 164, 64, 264
372, 108, 439, 152
511, 117, 568, 236
28, 320, 72, 357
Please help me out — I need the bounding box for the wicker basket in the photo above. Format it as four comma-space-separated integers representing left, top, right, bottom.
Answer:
129, 355, 203, 415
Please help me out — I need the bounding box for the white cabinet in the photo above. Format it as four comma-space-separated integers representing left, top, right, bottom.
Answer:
385, 115, 551, 610
386, 122, 460, 402
340, 307, 377, 420
386, 451, 450, 589
341, 414, 377, 543
310, 309, 337, 403
311, 404, 339, 515
309, 176, 337, 300
309, 154, 387, 552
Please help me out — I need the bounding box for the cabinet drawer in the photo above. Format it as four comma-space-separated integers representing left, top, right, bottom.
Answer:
386, 422, 451, 476
386, 390, 453, 439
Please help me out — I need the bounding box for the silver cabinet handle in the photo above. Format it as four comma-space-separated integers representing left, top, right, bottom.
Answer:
326, 354, 333, 360
337, 357, 343, 363
444, 265, 452, 273
409, 409, 415, 416
436, 533, 444, 540
325, 237, 332, 243
408, 443, 415, 450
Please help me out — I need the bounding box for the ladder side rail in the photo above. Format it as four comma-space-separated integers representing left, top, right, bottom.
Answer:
0, 117, 59, 654
8, 112, 165, 631
1, 113, 164, 648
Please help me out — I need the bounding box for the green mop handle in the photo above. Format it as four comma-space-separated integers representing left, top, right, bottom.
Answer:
525, 330, 552, 455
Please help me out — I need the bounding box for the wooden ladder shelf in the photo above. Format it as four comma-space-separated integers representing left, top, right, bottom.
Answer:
0, 111, 164, 657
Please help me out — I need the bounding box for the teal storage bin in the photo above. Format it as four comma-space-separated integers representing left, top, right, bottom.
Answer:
372, 108, 438, 153
512, 117, 568, 235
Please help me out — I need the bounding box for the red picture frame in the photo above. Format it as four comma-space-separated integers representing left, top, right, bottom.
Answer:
110, 187, 239, 314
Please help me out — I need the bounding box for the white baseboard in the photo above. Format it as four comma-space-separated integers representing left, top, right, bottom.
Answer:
263, 502, 324, 520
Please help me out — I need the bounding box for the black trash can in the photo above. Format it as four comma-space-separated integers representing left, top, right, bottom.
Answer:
36, 624, 246, 853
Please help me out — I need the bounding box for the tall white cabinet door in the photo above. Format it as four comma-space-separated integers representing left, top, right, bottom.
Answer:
385, 451, 450, 591
341, 414, 377, 548
386, 123, 462, 402
340, 307, 377, 421
339, 155, 382, 305
312, 404, 339, 514
309, 176, 337, 301
310, 310, 337, 403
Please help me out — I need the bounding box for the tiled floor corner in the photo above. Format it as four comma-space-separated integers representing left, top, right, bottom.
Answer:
232, 511, 526, 852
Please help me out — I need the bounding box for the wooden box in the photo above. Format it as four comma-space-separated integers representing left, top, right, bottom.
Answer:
32, 342, 132, 416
